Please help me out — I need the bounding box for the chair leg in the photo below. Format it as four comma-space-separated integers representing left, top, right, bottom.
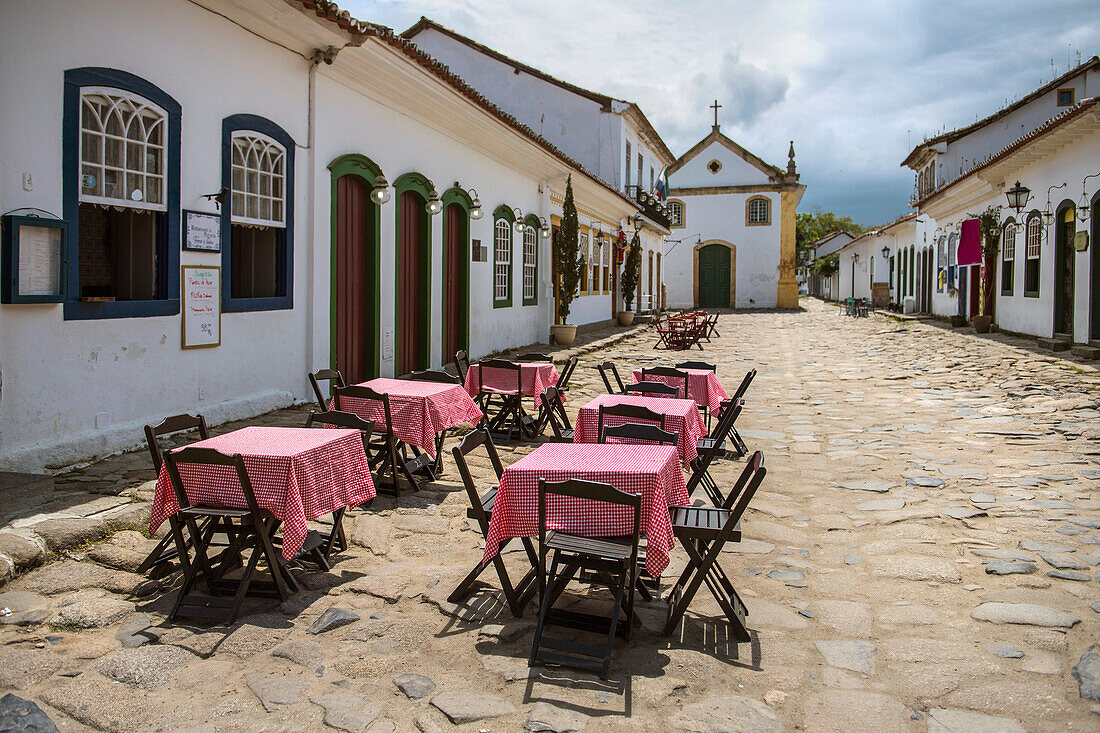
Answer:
529, 553, 561, 667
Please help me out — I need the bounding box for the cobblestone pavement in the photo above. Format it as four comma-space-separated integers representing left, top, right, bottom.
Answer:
1, 299, 1099, 732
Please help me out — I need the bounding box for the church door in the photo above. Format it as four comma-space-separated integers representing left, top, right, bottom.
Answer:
698, 244, 731, 308
1054, 207, 1075, 337
398, 190, 428, 375
442, 202, 468, 364
334, 173, 377, 384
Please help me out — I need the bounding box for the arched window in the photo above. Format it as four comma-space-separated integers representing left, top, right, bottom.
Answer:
80, 89, 167, 209
493, 209, 513, 307
1001, 219, 1016, 295
667, 200, 685, 228
746, 196, 770, 225
1024, 213, 1041, 297
231, 133, 285, 227
522, 217, 538, 306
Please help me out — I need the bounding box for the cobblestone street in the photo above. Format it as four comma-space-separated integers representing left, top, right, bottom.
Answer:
2, 299, 1099, 732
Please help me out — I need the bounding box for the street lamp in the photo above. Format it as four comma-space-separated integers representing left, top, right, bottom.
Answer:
1004, 181, 1030, 214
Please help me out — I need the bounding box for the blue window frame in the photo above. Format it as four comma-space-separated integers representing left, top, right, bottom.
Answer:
221, 114, 295, 312
62, 67, 181, 320
947, 233, 957, 289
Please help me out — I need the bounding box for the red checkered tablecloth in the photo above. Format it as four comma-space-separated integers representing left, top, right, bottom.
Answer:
464, 362, 560, 406
630, 368, 729, 411
573, 394, 708, 464
483, 443, 688, 577
149, 426, 375, 560
332, 378, 483, 458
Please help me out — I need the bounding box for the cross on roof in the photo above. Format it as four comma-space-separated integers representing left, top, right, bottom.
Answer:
710, 99, 722, 127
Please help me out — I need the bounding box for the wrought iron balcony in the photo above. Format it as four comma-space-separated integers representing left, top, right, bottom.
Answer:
626, 185, 671, 229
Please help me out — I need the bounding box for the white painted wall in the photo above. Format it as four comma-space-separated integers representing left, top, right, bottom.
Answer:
671, 141, 772, 190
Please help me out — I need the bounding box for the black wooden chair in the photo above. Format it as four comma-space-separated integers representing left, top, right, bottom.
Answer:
641, 366, 691, 400
529, 479, 641, 679
687, 401, 743, 506
697, 398, 744, 460
448, 429, 538, 617
675, 360, 717, 373
727, 369, 758, 456
600, 422, 677, 447
333, 385, 434, 493
597, 403, 667, 441
476, 359, 532, 440
596, 361, 627, 395
623, 380, 679, 398
163, 447, 297, 623
538, 387, 574, 442
407, 369, 461, 470
554, 356, 579, 394
515, 352, 553, 362
454, 350, 471, 386
137, 414, 211, 577
303, 410, 375, 561
664, 452, 765, 639
309, 369, 346, 411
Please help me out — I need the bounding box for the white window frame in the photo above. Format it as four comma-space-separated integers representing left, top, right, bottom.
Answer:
79, 87, 168, 212
522, 225, 537, 302
748, 197, 769, 224
494, 218, 511, 303
1026, 218, 1041, 259
668, 201, 684, 227
1003, 223, 1016, 262
579, 233, 589, 295
230, 131, 286, 228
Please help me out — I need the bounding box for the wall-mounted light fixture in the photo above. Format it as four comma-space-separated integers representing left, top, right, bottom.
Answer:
467, 187, 483, 219
426, 186, 443, 215
511, 207, 525, 233
1041, 182, 1067, 226
539, 217, 551, 239
881, 245, 890, 259
1076, 172, 1099, 222
1004, 180, 1030, 214
852, 253, 860, 264
369, 175, 391, 205
201, 187, 229, 210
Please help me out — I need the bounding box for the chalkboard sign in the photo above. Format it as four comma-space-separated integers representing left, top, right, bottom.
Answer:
183, 210, 221, 252
182, 265, 221, 348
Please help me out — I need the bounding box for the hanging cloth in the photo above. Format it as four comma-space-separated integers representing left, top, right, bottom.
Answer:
957, 218, 982, 266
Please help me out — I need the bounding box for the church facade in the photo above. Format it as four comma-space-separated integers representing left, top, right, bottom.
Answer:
664, 123, 804, 310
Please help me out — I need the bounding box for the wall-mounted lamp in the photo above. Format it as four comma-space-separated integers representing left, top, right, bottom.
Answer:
852, 253, 860, 264
426, 187, 443, 215
467, 187, 483, 219
881, 245, 890, 259
1077, 172, 1099, 222
1041, 182, 1067, 226
539, 217, 551, 239
369, 175, 391, 205
201, 186, 229, 210
511, 207, 525, 233
1004, 180, 1030, 214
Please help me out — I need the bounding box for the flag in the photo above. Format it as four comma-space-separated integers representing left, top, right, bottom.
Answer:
654, 167, 669, 201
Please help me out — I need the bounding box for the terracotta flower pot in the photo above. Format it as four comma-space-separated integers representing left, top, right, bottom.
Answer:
950, 314, 968, 327
617, 311, 635, 326
972, 315, 993, 333
550, 324, 577, 346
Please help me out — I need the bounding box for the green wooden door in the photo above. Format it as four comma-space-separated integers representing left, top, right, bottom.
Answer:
698, 244, 730, 307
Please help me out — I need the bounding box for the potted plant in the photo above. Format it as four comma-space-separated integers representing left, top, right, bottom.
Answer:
970, 204, 1001, 334
550, 175, 584, 346
618, 231, 642, 325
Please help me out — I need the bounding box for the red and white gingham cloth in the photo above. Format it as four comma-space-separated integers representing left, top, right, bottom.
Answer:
149, 426, 375, 560
464, 362, 560, 406
483, 443, 688, 577
630, 368, 729, 411
331, 378, 483, 458
573, 394, 708, 464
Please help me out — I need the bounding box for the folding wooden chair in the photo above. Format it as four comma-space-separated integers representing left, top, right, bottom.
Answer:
309, 369, 346, 411
653, 316, 674, 349
515, 352, 553, 362
303, 410, 375, 561
704, 312, 720, 340
529, 479, 641, 679
164, 447, 296, 623
407, 369, 460, 471
687, 401, 743, 506
675, 360, 717, 373
697, 398, 744, 460
727, 369, 757, 456
554, 356, 579, 394
538, 387, 574, 442
137, 414, 210, 577
664, 452, 766, 639
623, 380, 679, 398
641, 366, 690, 400
448, 429, 538, 617
475, 359, 532, 441
454, 350, 471, 386
333, 385, 434, 493
599, 422, 677, 447
597, 403, 666, 440
596, 361, 627, 395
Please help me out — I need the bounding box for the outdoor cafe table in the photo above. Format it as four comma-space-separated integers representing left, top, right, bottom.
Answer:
149, 426, 375, 560
463, 361, 560, 406
333, 377, 483, 458
573, 393, 709, 464
630, 367, 729, 412
482, 443, 689, 577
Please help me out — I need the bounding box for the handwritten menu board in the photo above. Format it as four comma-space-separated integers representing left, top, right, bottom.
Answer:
182, 266, 221, 348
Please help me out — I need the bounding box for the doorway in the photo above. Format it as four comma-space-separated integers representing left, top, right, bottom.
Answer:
397, 188, 430, 375
442, 200, 469, 364
1092, 201, 1099, 342
697, 243, 732, 308
1054, 204, 1076, 337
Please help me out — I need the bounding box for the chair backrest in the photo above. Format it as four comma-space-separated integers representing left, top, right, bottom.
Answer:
476, 359, 522, 394
597, 403, 666, 440
538, 386, 573, 439
164, 446, 261, 515
145, 414, 209, 474
332, 384, 394, 433
309, 369, 346, 411
537, 479, 640, 551
596, 361, 626, 394
709, 398, 741, 440
555, 356, 579, 391
731, 369, 757, 402
676, 360, 716, 373
722, 450, 764, 511
451, 428, 505, 530
641, 367, 690, 400
688, 399, 743, 492
624, 380, 679, 398
600, 422, 677, 447
408, 369, 460, 384
515, 352, 553, 362
304, 410, 375, 453
454, 350, 470, 384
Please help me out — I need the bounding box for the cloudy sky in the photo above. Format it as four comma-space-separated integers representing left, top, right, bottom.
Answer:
344, 0, 1100, 226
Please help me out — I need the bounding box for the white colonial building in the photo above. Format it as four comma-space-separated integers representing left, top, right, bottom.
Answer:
0, 0, 639, 470
835, 215, 917, 307
806, 231, 855, 300
664, 125, 804, 309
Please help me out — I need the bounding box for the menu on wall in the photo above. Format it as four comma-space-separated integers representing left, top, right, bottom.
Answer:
182, 266, 221, 348
17, 224, 62, 296
184, 210, 221, 252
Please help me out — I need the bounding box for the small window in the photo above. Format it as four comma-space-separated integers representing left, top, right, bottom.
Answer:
1025, 214, 1041, 297
494, 217, 512, 305
668, 201, 684, 227
1057, 88, 1075, 107
1001, 221, 1016, 295
602, 233, 610, 291
591, 240, 600, 294
746, 196, 770, 225
707, 159, 722, 174
522, 224, 537, 305
625, 141, 632, 188
649, 167, 654, 191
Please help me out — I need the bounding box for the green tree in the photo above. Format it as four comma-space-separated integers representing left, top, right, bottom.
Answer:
620, 231, 642, 311
797, 209, 866, 264
552, 175, 583, 323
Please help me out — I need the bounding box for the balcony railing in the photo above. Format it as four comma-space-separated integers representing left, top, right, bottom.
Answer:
626, 185, 671, 230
